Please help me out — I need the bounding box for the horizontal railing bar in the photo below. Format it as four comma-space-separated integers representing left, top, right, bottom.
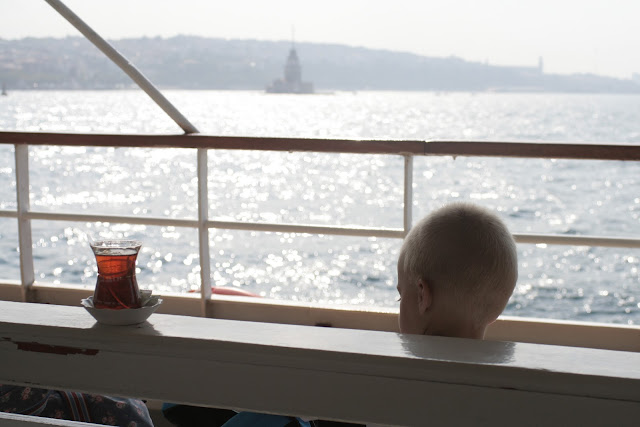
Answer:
0, 210, 17, 218
0, 132, 425, 155
2, 131, 640, 160
514, 233, 640, 249
25, 211, 199, 228
424, 140, 640, 161
22, 211, 405, 238
207, 220, 405, 238
8, 210, 640, 248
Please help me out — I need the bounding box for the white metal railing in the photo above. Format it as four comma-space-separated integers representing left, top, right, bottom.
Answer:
0, 137, 416, 316
0, 1, 638, 320
1, 132, 640, 318
14, 144, 34, 301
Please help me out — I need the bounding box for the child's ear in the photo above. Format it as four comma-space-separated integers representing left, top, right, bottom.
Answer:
417, 279, 432, 313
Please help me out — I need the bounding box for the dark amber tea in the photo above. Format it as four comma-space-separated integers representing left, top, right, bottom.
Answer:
91, 240, 142, 310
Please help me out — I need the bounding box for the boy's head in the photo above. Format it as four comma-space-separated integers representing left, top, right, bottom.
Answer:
397, 203, 518, 338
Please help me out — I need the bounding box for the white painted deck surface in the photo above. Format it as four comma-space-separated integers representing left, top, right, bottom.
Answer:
1, 301, 639, 426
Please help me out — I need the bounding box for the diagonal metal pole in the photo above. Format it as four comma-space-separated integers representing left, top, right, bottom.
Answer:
44, 0, 199, 134
43, 0, 211, 315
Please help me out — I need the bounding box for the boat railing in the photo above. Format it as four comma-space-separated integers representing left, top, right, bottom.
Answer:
1, 131, 640, 347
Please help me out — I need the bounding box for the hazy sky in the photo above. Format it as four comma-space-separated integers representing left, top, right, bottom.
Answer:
1, 0, 639, 79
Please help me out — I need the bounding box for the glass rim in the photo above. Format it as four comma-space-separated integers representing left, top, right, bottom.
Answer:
89, 239, 142, 249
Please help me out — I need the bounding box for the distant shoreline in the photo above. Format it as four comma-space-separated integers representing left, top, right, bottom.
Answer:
3, 88, 640, 95
2, 36, 640, 94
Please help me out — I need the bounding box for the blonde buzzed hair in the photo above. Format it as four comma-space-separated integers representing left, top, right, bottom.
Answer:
400, 203, 518, 324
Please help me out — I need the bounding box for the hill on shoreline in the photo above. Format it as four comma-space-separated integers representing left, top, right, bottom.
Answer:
1, 36, 639, 93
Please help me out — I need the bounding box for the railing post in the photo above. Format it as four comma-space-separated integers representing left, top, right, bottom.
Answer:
403, 155, 413, 236
14, 144, 34, 301
197, 148, 212, 316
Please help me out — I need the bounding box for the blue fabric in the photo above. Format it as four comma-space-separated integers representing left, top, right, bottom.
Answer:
221, 411, 311, 427
162, 402, 178, 411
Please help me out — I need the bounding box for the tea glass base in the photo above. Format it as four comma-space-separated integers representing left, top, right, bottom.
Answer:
81, 292, 162, 326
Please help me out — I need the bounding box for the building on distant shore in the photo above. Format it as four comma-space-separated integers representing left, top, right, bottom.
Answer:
538, 56, 544, 74
266, 45, 314, 94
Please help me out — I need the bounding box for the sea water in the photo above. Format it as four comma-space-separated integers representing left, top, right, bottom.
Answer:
0, 90, 638, 324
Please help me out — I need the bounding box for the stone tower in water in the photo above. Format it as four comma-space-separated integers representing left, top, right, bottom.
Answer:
266, 30, 314, 94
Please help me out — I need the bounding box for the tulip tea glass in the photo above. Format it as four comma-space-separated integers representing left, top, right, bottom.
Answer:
90, 240, 142, 309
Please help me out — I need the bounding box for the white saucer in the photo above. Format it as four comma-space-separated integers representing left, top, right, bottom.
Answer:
81, 291, 162, 326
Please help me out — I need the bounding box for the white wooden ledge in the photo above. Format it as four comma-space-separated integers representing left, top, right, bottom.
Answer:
1, 301, 639, 426
0, 412, 99, 426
